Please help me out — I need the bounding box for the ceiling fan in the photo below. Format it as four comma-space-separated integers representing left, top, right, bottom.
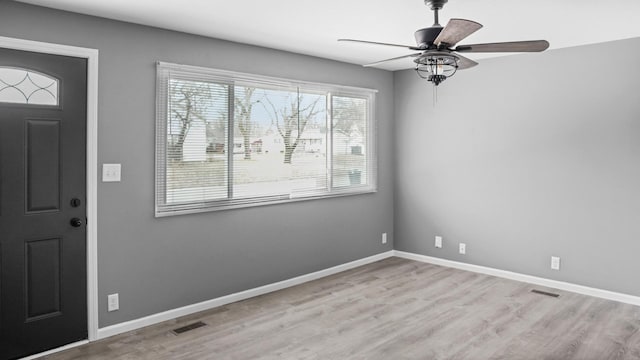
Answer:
339, 0, 549, 86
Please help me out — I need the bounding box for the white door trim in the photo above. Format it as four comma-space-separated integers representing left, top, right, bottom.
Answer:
0, 36, 100, 341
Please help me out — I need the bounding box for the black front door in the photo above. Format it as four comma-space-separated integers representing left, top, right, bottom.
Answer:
0, 47, 87, 359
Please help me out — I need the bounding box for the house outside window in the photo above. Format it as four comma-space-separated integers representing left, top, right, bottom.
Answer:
155, 62, 377, 216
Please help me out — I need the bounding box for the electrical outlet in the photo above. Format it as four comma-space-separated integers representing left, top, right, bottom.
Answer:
435, 236, 442, 248
108, 293, 119, 312
459, 243, 466, 255
551, 256, 561, 270
382, 233, 387, 244
102, 164, 121, 182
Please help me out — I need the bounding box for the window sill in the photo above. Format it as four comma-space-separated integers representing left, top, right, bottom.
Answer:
155, 187, 377, 217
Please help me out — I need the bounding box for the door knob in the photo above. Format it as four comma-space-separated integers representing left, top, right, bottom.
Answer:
70, 218, 83, 227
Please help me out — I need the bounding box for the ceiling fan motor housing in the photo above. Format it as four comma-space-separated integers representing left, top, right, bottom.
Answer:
415, 26, 444, 48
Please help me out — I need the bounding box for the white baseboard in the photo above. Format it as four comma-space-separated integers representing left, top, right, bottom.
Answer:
30, 249, 640, 357
393, 250, 640, 307
97, 251, 394, 339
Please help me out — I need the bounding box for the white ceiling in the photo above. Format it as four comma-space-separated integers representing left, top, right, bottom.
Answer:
17, 0, 640, 71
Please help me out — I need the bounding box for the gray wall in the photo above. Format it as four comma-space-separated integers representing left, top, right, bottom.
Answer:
0, 2, 394, 327
394, 38, 640, 296
5, 0, 639, 332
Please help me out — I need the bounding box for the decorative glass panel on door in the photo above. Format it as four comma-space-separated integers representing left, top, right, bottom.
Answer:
0, 67, 59, 105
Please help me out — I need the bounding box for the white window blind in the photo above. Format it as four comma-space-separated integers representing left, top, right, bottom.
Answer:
156, 62, 377, 216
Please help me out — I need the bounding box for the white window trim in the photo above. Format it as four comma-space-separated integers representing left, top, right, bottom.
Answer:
155, 62, 377, 217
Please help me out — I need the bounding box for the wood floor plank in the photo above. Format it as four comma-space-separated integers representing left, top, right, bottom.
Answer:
40, 258, 640, 359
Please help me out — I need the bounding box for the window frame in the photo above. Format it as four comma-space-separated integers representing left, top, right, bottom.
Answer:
155, 62, 377, 217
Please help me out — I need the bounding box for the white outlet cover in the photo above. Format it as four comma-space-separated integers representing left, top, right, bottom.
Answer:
551, 256, 561, 270
382, 233, 387, 244
435, 236, 442, 248
103, 163, 121, 182
107, 293, 119, 312
459, 243, 466, 255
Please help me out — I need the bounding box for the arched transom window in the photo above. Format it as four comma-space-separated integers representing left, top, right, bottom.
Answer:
0, 67, 59, 106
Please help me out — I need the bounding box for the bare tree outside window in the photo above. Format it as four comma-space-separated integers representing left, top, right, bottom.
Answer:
261, 91, 324, 164
332, 96, 368, 186
333, 96, 367, 154
168, 79, 225, 161
235, 87, 260, 160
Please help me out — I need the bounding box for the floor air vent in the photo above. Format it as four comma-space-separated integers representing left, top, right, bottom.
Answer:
171, 321, 207, 335
531, 289, 560, 298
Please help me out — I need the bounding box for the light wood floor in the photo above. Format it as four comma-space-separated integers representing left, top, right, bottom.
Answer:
41, 257, 640, 359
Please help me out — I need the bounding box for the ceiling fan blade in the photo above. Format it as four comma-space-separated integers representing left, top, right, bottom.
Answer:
364, 53, 422, 67
433, 18, 483, 47
454, 40, 550, 53
338, 39, 419, 50
454, 53, 478, 70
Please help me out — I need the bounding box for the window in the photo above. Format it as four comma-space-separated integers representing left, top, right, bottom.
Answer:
155, 62, 376, 216
0, 67, 59, 105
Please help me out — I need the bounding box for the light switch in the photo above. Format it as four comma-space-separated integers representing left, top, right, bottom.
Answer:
107, 293, 119, 312
102, 163, 121, 182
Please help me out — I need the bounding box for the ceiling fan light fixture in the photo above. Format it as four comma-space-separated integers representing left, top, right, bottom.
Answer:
414, 53, 458, 85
